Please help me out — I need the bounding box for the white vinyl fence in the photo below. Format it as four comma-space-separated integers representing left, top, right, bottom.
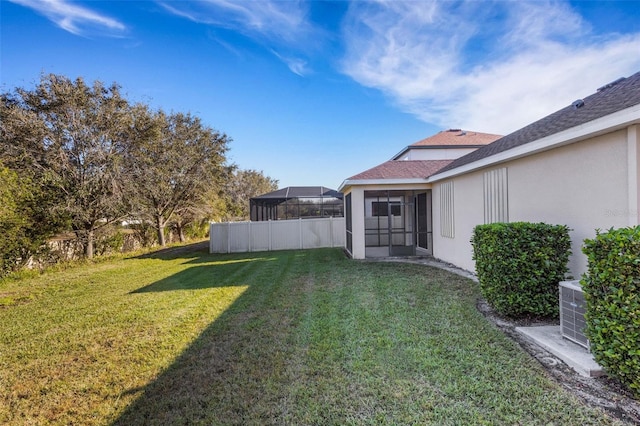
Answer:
210, 217, 345, 254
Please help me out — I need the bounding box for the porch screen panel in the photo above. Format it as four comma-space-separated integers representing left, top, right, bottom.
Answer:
417, 192, 428, 249
440, 181, 455, 238
483, 168, 509, 223
345, 193, 352, 254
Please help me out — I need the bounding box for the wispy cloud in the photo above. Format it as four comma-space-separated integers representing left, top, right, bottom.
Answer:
341, 0, 640, 134
161, 0, 309, 40
271, 50, 309, 76
9, 0, 126, 36
160, 0, 317, 76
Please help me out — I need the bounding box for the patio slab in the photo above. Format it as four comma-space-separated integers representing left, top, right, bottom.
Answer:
516, 325, 604, 378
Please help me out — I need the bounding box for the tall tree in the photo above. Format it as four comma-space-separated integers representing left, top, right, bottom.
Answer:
1, 95, 68, 272
224, 169, 279, 220
127, 109, 230, 246
0, 74, 134, 258
0, 164, 64, 275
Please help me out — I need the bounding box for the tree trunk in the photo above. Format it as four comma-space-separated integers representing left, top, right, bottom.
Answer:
85, 229, 94, 259
156, 216, 166, 246
176, 222, 186, 243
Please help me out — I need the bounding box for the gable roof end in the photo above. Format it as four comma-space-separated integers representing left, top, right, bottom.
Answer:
392, 129, 502, 160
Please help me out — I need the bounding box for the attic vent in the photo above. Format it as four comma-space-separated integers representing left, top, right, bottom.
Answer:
572, 99, 585, 109
447, 128, 461, 132
597, 77, 626, 92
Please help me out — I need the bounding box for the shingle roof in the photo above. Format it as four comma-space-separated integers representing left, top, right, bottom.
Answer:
347, 160, 453, 181
438, 71, 640, 174
410, 129, 502, 147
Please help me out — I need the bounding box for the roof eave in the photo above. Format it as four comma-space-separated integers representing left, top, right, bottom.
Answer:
339, 177, 430, 192
428, 103, 640, 183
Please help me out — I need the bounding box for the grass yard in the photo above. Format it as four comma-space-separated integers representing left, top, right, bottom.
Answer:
0, 246, 625, 425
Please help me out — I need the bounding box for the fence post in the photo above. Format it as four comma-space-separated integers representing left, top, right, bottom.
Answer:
248, 221, 252, 252
299, 218, 303, 249
269, 220, 272, 251
330, 216, 334, 247
227, 222, 231, 253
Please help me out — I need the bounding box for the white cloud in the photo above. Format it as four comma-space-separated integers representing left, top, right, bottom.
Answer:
341, 0, 640, 134
160, 0, 313, 46
160, 0, 317, 76
9, 0, 126, 36
271, 50, 309, 76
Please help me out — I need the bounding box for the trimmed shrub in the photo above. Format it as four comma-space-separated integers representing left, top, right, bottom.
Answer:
471, 222, 571, 318
582, 227, 640, 397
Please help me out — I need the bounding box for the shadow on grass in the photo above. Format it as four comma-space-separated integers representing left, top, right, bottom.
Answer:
112, 248, 317, 424
131, 257, 275, 293
133, 240, 211, 261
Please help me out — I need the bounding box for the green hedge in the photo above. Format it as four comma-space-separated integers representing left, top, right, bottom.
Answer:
471, 222, 571, 318
582, 227, 640, 397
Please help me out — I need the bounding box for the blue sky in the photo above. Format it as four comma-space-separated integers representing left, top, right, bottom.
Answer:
2, 1, 640, 190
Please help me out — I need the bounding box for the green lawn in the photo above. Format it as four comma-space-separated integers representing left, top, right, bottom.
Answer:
0, 246, 624, 425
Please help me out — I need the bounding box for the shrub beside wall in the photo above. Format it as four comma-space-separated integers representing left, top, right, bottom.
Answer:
582, 227, 640, 397
471, 222, 571, 318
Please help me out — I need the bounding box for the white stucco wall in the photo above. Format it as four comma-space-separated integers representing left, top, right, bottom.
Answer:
432, 172, 485, 273
507, 129, 631, 275
432, 126, 639, 278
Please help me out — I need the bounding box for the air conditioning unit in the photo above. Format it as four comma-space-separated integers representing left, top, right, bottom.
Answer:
559, 280, 589, 349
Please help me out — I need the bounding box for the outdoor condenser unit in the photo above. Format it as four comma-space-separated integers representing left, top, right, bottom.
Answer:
559, 280, 590, 349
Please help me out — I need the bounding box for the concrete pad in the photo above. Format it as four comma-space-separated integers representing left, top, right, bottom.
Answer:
516, 325, 604, 378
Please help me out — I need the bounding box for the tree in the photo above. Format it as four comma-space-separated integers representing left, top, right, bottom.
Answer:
127, 109, 230, 246
0, 162, 64, 275
1, 74, 135, 258
224, 169, 279, 220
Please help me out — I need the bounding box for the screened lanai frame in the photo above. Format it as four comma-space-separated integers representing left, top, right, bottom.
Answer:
250, 186, 344, 221
363, 189, 432, 258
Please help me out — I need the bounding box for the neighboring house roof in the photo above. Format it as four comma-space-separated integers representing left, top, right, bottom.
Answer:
252, 186, 342, 201
346, 160, 453, 181
392, 129, 501, 160
436, 71, 640, 176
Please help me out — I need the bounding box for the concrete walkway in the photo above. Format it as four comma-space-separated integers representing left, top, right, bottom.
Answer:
516, 325, 603, 377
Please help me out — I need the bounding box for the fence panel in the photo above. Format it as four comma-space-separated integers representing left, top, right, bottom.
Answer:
229, 222, 250, 253
271, 220, 302, 250
210, 218, 345, 253
250, 222, 271, 252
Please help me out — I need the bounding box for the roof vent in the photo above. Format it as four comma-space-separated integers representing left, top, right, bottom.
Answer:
447, 128, 461, 132
458, 131, 467, 136
572, 99, 585, 109
597, 77, 626, 92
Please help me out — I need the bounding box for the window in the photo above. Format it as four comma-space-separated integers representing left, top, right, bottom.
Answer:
484, 168, 509, 223
371, 201, 401, 216
440, 181, 455, 238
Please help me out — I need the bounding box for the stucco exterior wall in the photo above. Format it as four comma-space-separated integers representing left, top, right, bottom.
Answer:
432, 127, 637, 278
507, 129, 630, 275
432, 171, 485, 272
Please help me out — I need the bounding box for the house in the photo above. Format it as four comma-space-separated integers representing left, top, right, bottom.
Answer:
250, 186, 343, 221
339, 130, 501, 258
340, 71, 640, 278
